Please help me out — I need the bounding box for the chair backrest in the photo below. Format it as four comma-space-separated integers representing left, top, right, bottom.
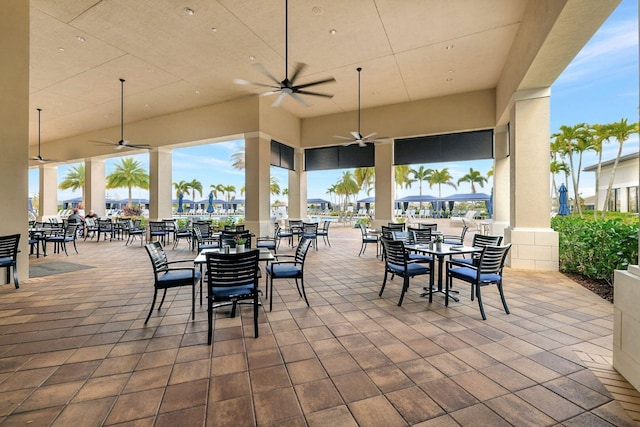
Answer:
409, 227, 432, 244
459, 225, 469, 241
359, 223, 369, 237
0, 234, 20, 260
380, 237, 407, 267
392, 231, 413, 244
145, 241, 169, 274
386, 222, 405, 231
149, 221, 166, 232
472, 234, 503, 248
321, 220, 331, 232
302, 222, 318, 235
206, 249, 259, 289
289, 219, 303, 232
85, 217, 96, 227
295, 237, 313, 265
194, 222, 210, 236
235, 224, 245, 232
478, 244, 511, 275
98, 219, 112, 229
65, 223, 79, 238
419, 223, 438, 231
221, 230, 252, 248
380, 225, 394, 240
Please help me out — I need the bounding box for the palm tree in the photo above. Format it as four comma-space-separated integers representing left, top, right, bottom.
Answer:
354, 167, 375, 196
410, 165, 433, 209
59, 163, 85, 205
394, 165, 414, 193
106, 157, 149, 206
600, 118, 639, 218
336, 171, 359, 211
173, 180, 189, 198
223, 184, 236, 201
428, 168, 457, 198
326, 184, 337, 207
590, 123, 609, 219
186, 179, 203, 205
551, 123, 591, 217
457, 168, 488, 193
270, 176, 281, 196
231, 146, 245, 170
210, 183, 225, 200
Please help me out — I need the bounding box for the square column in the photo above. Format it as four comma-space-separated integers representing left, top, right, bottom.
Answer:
492, 126, 510, 236
149, 148, 172, 220
39, 165, 59, 219
504, 89, 558, 271
244, 134, 272, 236
85, 158, 106, 216
288, 149, 307, 221
0, 1, 29, 282
373, 142, 394, 228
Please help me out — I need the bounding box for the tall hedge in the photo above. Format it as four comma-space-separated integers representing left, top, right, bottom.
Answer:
551, 216, 638, 286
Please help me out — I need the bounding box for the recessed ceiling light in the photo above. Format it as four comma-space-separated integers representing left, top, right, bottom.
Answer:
184, 7, 195, 15
329, 29, 337, 35
446, 77, 453, 82
312, 6, 324, 15
211, 27, 217, 32
76, 35, 86, 42
195, 89, 200, 95
144, 103, 150, 108
448, 69, 453, 73
58, 47, 65, 52
248, 55, 256, 61
445, 44, 454, 50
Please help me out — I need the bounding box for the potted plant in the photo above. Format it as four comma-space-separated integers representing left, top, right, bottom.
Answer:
234, 234, 247, 251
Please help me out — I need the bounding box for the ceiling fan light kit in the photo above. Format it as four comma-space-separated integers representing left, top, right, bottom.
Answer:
233, 0, 335, 107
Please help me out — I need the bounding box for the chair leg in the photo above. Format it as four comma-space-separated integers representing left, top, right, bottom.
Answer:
145, 289, 158, 323
497, 281, 510, 315
207, 298, 213, 345
379, 270, 389, 297
191, 284, 195, 320
12, 264, 19, 289
299, 274, 309, 306
477, 285, 487, 320
158, 288, 168, 310
397, 276, 409, 306
73, 240, 78, 254
269, 276, 274, 312
62, 242, 69, 256
253, 293, 259, 338
359, 241, 366, 256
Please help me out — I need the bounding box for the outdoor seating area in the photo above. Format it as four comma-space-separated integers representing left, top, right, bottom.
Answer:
2, 220, 638, 425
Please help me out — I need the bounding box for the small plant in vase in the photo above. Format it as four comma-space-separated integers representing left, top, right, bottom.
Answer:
434, 235, 443, 250
234, 235, 247, 251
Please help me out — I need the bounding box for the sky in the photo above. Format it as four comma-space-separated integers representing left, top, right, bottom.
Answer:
30, 0, 638, 204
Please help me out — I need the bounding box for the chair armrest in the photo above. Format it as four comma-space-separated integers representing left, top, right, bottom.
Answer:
273, 254, 294, 260
446, 259, 478, 270
166, 259, 196, 265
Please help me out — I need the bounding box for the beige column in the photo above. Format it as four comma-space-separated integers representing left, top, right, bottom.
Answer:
288, 149, 307, 221
149, 148, 172, 220
39, 165, 59, 220
373, 141, 394, 228
244, 134, 272, 236
85, 158, 106, 216
504, 88, 558, 270
492, 126, 510, 236
0, 1, 29, 282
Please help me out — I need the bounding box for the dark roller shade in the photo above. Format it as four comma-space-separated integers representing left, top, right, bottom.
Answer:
270, 140, 295, 170
305, 144, 375, 171
394, 129, 493, 165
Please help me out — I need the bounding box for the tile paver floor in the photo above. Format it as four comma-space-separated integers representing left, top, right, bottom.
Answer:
0, 220, 638, 426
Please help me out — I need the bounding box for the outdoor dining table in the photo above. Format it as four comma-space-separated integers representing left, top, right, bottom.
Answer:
405, 243, 482, 302
193, 247, 275, 304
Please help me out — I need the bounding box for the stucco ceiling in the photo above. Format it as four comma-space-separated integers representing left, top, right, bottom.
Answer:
29, 0, 531, 144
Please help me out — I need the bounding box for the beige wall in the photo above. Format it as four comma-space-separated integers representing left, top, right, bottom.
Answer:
0, 1, 29, 283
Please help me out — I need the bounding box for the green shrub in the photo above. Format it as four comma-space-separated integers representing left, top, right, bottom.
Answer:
552, 216, 638, 286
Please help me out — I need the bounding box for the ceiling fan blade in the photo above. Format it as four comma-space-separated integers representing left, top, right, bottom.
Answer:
233, 78, 279, 90
90, 139, 118, 146
272, 92, 287, 107
333, 135, 355, 140
252, 63, 281, 86
295, 77, 336, 90
358, 140, 367, 147
289, 92, 310, 107
350, 131, 362, 139
296, 89, 333, 98
289, 62, 307, 84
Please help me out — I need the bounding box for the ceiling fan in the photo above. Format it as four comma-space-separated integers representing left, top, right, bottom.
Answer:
233, 0, 335, 107
334, 67, 386, 147
31, 108, 58, 163
92, 78, 151, 150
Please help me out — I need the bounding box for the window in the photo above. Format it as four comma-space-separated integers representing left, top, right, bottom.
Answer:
608, 188, 621, 212
628, 186, 638, 213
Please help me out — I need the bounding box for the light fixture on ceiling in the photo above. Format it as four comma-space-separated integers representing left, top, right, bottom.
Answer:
233, 0, 335, 107
334, 67, 386, 147
76, 35, 86, 42
91, 79, 152, 150
329, 29, 337, 35
184, 7, 195, 15
31, 108, 57, 163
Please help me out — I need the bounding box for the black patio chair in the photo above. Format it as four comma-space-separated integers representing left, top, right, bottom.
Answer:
45, 223, 79, 255
97, 219, 114, 241
302, 222, 318, 251
221, 230, 252, 249
144, 241, 200, 324
316, 220, 332, 247
442, 223, 469, 245
206, 249, 261, 344
83, 218, 99, 240
148, 221, 168, 245
358, 223, 379, 257
446, 243, 512, 320
256, 225, 278, 254
276, 223, 294, 248
265, 237, 313, 311
192, 225, 220, 252
0, 234, 20, 288
125, 219, 145, 246
450, 234, 503, 267
379, 236, 434, 306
